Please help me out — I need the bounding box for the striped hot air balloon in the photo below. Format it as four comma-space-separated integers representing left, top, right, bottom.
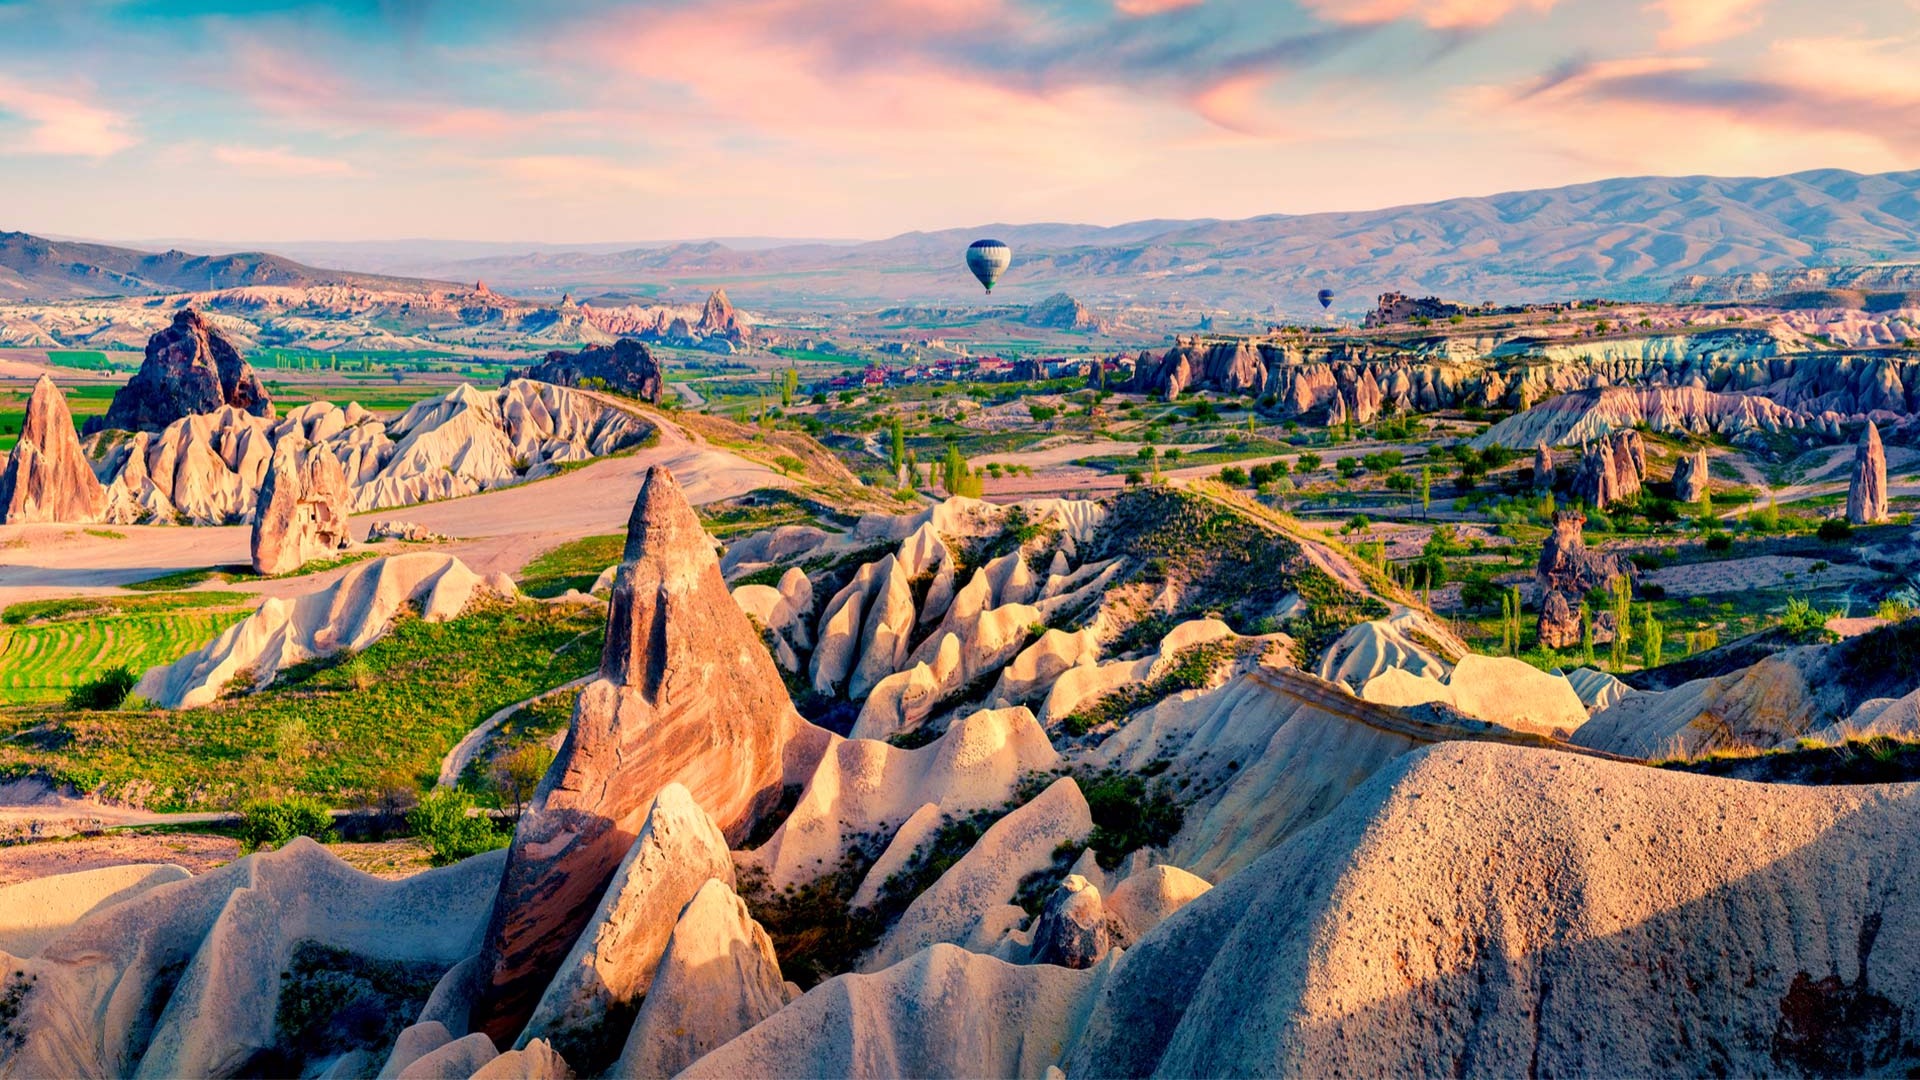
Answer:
966, 239, 1011, 293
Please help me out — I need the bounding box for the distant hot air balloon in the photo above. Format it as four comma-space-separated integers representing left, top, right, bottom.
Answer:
1317, 288, 1334, 310
966, 239, 1012, 294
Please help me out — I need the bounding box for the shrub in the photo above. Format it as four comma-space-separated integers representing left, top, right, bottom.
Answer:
65, 666, 137, 710
407, 789, 509, 866
1778, 596, 1837, 642
1704, 531, 1733, 552
1081, 771, 1184, 870
1218, 466, 1247, 486
1817, 518, 1852, 542
239, 795, 337, 853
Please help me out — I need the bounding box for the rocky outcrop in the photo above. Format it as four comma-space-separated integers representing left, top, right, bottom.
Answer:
0, 375, 106, 523
1023, 292, 1106, 333
1361, 655, 1589, 737
1534, 511, 1626, 649
1028, 875, 1114, 969
517, 784, 733, 1071
1532, 441, 1552, 488
680, 944, 1100, 1080
0, 839, 504, 1079
1847, 421, 1888, 525
471, 466, 825, 1045
610, 879, 786, 1079
696, 288, 746, 342
250, 439, 352, 575
864, 776, 1092, 971
1671, 445, 1709, 503
98, 308, 271, 432
513, 339, 664, 403
1569, 429, 1645, 507
1066, 742, 1920, 1078
136, 553, 513, 708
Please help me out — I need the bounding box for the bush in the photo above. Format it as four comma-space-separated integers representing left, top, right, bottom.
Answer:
1704, 531, 1733, 552
1779, 596, 1837, 642
1818, 518, 1853, 542
65, 666, 137, 710
1218, 466, 1248, 486
239, 795, 337, 853
407, 789, 508, 866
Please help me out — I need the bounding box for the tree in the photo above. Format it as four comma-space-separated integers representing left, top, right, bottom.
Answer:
489, 743, 556, 823
1641, 606, 1663, 670
1419, 465, 1432, 517
1500, 586, 1523, 656
1580, 601, 1595, 667
780, 365, 799, 407
1609, 575, 1632, 672
888, 416, 906, 472
943, 444, 983, 498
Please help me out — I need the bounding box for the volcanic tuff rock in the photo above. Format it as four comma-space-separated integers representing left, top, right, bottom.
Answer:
1569, 428, 1646, 507
1533, 441, 1552, 488
696, 287, 746, 341
1848, 421, 1888, 524
1671, 445, 1710, 503
1534, 511, 1626, 649
513, 338, 664, 403
249, 439, 352, 575
98, 308, 271, 432
136, 553, 512, 709
471, 466, 826, 1045
610, 879, 787, 1079
1066, 742, 1920, 1078
1027, 875, 1115, 969
517, 784, 733, 1071
0, 375, 106, 523
0, 839, 504, 1078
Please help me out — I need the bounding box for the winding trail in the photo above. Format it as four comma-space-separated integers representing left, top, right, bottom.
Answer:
435, 675, 596, 789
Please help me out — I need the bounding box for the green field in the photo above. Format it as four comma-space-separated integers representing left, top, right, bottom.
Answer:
518, 533, 625, 597
45, 350, 122, 372
0, 593, 255, 706
0, 600, 605, 809
0, 382, 116, 452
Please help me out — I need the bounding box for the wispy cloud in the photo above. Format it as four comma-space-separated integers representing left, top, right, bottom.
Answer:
211, 145, 358, 177
1645, 0, 1767, 49
0, 76, 135, 156
1297, 0, 1557, 29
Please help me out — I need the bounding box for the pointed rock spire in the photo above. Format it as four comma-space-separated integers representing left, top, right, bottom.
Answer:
472, 465, 826, 1047
0, 375, 107, 524
1848, 421, 1888, 525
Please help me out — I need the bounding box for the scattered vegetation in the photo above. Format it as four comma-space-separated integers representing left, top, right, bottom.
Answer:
239, 795, 338, 853
407, 789, 510, 865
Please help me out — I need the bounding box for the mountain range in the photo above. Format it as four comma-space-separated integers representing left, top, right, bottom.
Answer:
9, 169, 1920, 314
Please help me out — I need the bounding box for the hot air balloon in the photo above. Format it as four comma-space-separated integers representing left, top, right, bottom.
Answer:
966, 239, 1011, 294
1317, 288, 1334, 310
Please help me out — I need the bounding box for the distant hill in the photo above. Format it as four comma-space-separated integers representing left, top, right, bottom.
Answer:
17, 168, 1920, 314
392, 169, 1920, 314
0, 232, 462, 302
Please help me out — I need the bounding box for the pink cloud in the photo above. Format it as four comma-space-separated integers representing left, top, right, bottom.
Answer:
1298, 0, 1557, 29
1646, 0, 1766, 49
211, 145, 358, 177
0, 76, 136, 157
1114, 0, 1204, 14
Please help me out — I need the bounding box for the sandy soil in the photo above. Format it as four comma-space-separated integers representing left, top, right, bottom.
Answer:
0, 414, 785, 608
0, 834, 435, 885
1640, 555, 1881, 597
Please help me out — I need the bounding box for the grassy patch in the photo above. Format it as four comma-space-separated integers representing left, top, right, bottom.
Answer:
0, 591, 254, 705
519, 534, 624, 597
1659, 735, 1920, 785
0, 600, 604, 809
121, 552, 376, 592
1060, 640, 1236, 737
255, 941, 445, 1078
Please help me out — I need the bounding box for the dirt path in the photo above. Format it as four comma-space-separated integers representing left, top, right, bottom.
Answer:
0, 412, 785, 609
436, 674, 594, 789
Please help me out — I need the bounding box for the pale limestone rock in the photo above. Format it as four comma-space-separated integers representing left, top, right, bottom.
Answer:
611, 880, 786, 1079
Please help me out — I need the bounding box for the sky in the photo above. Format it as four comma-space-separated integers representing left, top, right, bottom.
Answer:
0, 0, 1915, 245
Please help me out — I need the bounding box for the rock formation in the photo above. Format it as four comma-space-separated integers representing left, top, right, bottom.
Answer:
136, 553, 514, 709
610, 879, 787, 1078
1532, 441, 1552, 488
1027, 875, 1114, 969
1570, 429, 1645, 507
98, 308, 271, 432
250, 439, 352, 575
517, 784, 733, 1070
1671, 445, 1709, 503
1847, 421, 1888, 525
1534, 511, 1627, 649
1066, 742, 1920, 1078
470, 466, 826, 1045
0, 375, 106, 523
513, 339, 664, 403
695, 288, 746, 342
